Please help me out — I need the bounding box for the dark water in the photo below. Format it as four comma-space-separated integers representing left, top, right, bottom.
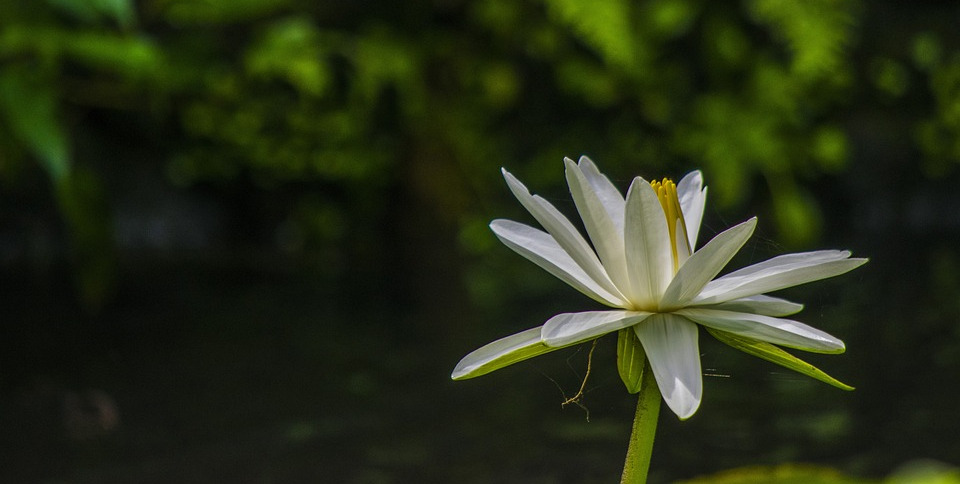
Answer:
2, 235, 958, 484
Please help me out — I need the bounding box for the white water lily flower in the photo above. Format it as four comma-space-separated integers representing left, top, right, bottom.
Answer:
452, 156, 867, 419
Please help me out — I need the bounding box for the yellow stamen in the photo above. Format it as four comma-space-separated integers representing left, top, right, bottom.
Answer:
650, 178, 690, 270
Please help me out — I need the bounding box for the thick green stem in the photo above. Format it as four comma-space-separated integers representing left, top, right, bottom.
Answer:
620, 360, 661, 484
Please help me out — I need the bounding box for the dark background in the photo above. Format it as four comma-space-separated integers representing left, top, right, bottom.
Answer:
1, 0, 959, 482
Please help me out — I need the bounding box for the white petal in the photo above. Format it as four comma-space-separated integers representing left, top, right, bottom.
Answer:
564, 159, 632, 294
634, 314, 703, 419
712, 250, 849, 279
699, 295, 803, 316
677, 170, 707, 249
501, 168, 624, 300
694, 250, 868, 305
573, 156, 625, 235
452, 326, 561, 380
676, 308, 845, 353
660, 218, 756, 310
541, 310, 651, 347
490, 220, 626, 307
624, 177, 673, 308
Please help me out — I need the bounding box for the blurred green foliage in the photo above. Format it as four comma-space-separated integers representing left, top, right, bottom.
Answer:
679, 462, 960, 484
0, 0, 950, 264
0, 0, 958, 312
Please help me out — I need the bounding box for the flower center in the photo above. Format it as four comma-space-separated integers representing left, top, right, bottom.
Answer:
650, 178, 691, 271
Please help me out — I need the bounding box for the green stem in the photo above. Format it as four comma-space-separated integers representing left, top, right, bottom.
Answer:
620, 360, 661, 484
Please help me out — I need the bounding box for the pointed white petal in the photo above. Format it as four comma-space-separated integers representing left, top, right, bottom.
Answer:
490, 220, 626, 307
624, 177, 673, 307
676, 308, 845, 353
699, 295, 804, 317
564, 159, 632, 294
677, 170, 707, 249
501, 168, 624, 300
573, 156, 626, 234
452, 326, 564, 380
541, 310, 651, 347
703, 250, 856, 282
660, 218, 756, 309
694, 250, 868, 305
634, 314, 702, 420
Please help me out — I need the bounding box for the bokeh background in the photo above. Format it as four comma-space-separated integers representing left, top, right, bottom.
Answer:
2, 0, 960, 482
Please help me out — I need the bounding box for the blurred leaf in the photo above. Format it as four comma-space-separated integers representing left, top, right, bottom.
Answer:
811, 125, 849, 172
677, 464, 870, 483
912, 32, 942, 71
870, 57, 910, 98
703, 18, 750, 70
644, 0, 698, 38
479, 62, 519, 109
61, 31, 161, 78
886, 461, 960, 484
544, 0, 637, 68
46, 0, 135, 27
471, 0, 522, 36
556, 59, 619, 107
0, 69, 69, 181
916, 54, 960, 171
353, 30, 423, 110
747, 0, 857, 80
55, 167, 115, 312
0, 25, 159, 81
245, 17, 329, 96
769, 182, 821, 247
157, 0, 290, 25
706, 327, 853, 391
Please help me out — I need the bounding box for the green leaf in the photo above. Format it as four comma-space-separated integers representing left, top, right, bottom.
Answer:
61, 32, 161, 79
0, 69, 69, 181
244, 17, 330, 96
769, 181, 822, 247
676, 463, 869, 484
159, 0, 292, 26
705, 327, 854, 391
91, 0, 136, 27
747, 0, 857, 80
544, 0, 637, 69
47, 0, 136, 28
617, 328, 647, 394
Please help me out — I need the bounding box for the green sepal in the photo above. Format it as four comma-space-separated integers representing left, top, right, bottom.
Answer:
0, 69, 70, 181
617, 328, 647, 394
706, 327, 854, 391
